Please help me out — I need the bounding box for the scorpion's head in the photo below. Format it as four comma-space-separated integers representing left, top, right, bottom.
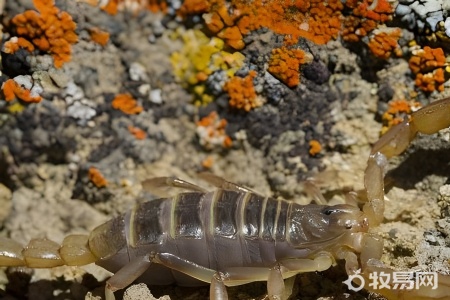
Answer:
287, 204, 369, 247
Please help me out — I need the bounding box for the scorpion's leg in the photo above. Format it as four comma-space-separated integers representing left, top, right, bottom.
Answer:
210, 272, 229, 300
222, 253, 335, 299
197, 172, 255, 193
364, 98, 450, 226
303, 178, 328, 205
153, 252, 229, 299
104, 254, 153, 300
357, 98, 450, 299
141, 176, 207, 197
371, 97, 450, 159
335, 232, 383, 275
139, 251, 334, 300
362, 152, 387, 226
154, 252, 216, 281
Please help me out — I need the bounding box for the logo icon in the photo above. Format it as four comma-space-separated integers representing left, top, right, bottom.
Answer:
342, 269, 365, 292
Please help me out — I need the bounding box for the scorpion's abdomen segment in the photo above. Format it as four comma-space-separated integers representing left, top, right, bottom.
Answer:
89, 190, 292, 276
0, 188, 367, 289
88, 214, 127, 260
90, 189, 365, 282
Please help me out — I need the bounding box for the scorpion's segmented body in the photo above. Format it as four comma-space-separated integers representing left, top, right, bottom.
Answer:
91, 189, 367, 286
1, 97, 450, 300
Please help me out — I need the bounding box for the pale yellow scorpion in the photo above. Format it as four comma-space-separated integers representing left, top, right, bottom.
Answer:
0, 98, 450, 300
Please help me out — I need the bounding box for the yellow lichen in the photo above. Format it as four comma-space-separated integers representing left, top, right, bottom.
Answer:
170, 28, 245, 105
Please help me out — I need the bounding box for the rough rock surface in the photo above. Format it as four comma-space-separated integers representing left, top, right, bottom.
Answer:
0, 0, 449, 300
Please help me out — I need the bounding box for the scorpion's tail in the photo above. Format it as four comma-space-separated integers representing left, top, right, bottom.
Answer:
0, 235, 96, 268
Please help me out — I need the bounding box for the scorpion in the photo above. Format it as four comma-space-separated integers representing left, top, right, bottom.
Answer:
0, 97, 450, 300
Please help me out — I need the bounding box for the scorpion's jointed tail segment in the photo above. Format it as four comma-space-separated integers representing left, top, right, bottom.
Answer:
0, 98, 449, 300
0, 235, 96, 268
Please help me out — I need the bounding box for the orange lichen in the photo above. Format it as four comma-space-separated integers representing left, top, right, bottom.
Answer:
309, 140, 322, 156
342, 0, 394, 42
217, 26, 245, 50
381, 99, 421, 133
201, 156, 214, 168
415, 69, 446, 93
88, 167, 108, 188
11, 0, 78, 68
268, 46, 312, 88
196, 111, 232, 150
409, 46, 446, 74
201, 0, 393, 47
100, 0, 167, 14
178, 0, 210, 16
3, 37, 35, 54
101, 0, 119, 14
408, 46, 447, 93
202, 4, 243, 48
128, 125, 147, 140
349, 0, 393, 22
201, 0, 345, 49
368, 28, 402, 59
89, 27, 110, 46
223, 71, 263, 111
112, 93, 143, 114
147, 0, 168, 13
300, 0, 344, 44
341, 15, 374, 42
204, 12, 225, 33
1, 79, 42, 103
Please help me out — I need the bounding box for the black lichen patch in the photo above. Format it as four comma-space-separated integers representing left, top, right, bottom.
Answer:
5, 103, 78, 164
303, 60, 330, 85
1, 49, 32, 78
